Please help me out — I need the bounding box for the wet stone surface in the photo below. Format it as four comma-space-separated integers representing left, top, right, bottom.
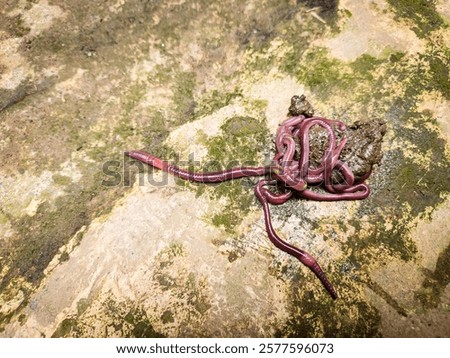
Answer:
0, 0, 449, 337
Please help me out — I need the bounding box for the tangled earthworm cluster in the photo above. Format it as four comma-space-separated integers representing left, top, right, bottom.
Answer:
126, 101, 378, 300
267, 115, 370, 203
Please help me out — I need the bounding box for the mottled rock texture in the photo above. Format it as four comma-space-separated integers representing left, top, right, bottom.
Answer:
0, 0, 449, 337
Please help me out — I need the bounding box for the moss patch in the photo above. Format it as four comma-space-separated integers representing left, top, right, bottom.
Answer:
387, 0, 446, 38
161, 310, 174, 324
103, 301, 164, 338
0, 14, 31, 37
51, 298, 165, 338
0, 168, 130, 329
150, 244, 212, 331
127, 308, 164, 338
281, 47, 384, 101
427, 50, 450, 100
278, 283, 382, 337
195, 88, 243, 118
206, 115, 269, 164
172, 72, 197, 120
415, 243, 450, 309
51, 318, 79, 338
203, 115, 270, 233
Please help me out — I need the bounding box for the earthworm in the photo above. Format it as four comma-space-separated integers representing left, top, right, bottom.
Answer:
126, 115, 373, 299
125, 150, 271, 182
255, 179, 338, 299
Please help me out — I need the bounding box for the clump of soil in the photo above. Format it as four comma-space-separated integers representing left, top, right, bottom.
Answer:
288, 94, 386, 182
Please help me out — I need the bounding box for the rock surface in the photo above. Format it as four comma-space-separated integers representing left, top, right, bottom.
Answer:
0, 0, 449, 337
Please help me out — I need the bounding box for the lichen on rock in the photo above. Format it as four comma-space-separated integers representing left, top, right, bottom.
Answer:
0, 0, 449, 338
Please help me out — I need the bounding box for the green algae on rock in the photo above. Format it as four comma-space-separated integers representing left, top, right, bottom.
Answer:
387, 0, 447, 38
1, 0, 450, 338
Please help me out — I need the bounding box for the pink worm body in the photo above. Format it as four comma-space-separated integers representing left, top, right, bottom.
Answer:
126, 116, 372, 299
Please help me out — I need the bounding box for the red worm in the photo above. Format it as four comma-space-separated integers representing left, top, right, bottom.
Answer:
126, 115, 374, 299
125, 150, 270, 182
255, 180, 338, 299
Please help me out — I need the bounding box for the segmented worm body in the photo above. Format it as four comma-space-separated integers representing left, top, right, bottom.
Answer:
124, 150, 270, 182
126, 115, 372, 299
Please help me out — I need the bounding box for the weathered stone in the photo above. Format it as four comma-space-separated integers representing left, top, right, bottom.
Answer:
0, 0, 449, 338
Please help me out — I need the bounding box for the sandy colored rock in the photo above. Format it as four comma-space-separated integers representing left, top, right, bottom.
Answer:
0, 0, 449, 338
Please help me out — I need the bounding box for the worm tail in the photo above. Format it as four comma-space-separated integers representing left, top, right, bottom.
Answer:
255, 179, 338, 299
